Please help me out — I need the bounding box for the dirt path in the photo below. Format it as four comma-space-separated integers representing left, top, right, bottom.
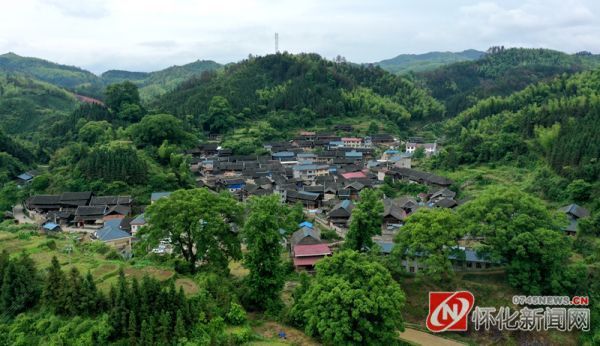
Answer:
399, 328, 465, 346
12, 205, 34, 224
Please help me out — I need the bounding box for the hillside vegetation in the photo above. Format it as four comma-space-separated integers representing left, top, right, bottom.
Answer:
102, 60, 222, 101
432, 68, 600, 185
155, 52, 444, 137
375, 49, 484, 74
419, 48, 600, 115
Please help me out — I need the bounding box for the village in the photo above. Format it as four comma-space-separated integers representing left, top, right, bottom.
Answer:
16, 128, 590, 274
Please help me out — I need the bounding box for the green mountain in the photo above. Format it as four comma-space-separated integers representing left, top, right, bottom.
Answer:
0, 73, 78, 135
0, 52, 104, 97
101, 60, 222, 101
375, 49, 485, 74
434, 68, 600, 182
154, 52, 444, 139
418, 47, 600, 116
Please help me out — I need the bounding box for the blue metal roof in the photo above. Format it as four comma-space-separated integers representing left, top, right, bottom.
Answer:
130, 213, 146, 225
272, 151, 295, 157
341, 200, 351, 209
384, 150, 399, 154
42, 222, 60, 231
17, 173, 33, 181
96, 219, 132, 242
298, 221, 314, 229
293, 164, 328, 171
345, 151, 363, 158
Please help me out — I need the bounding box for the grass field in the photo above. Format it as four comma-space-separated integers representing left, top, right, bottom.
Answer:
0, 229, 197, 295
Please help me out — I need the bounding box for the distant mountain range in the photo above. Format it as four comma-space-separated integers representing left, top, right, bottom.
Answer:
373, 49, 486, 74
0, 52, 222, 101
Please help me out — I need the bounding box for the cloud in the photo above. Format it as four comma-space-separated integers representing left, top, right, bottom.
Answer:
1, 0, 599, 72
40, 0, 109, 19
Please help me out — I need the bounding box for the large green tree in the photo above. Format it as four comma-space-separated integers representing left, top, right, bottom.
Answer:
292, 250, 405, 345
204, 96, 235, 134
142, 188, 243, 272
393, 208, 463, 280
242, 195, 296, 312
128, 113, 194, 147
458, 187, 572, 294
105, 81, 144, 121
345, 189, 384, 251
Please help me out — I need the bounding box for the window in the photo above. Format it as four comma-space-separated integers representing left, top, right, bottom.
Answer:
476, 262, 482, 268
467, 262, 473, 268
409, 266, 415, 273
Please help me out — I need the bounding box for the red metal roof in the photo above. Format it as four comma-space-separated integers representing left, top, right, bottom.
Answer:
293, 256, 326, 266
294, 243, 331, 257
341, 172, 367, 179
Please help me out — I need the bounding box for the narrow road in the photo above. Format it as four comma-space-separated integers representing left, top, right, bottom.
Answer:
12, 205, 34, 224
399, 328, 465, 346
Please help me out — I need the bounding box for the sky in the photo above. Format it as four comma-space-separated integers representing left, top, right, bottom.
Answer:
1, 0, 600, 74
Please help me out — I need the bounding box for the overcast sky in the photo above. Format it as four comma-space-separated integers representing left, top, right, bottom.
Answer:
1, 0, 599, 74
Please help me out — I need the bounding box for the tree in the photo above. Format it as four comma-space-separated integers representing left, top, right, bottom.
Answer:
566, 179, 592, 203
128, 113, 194, 147
105, 81, 143, 121
78, 121, 112, 145
0, 253, 40, 316
459, 187, 571, 294
345, 189, 384, 251
292, 251, 405, 345
143, 188, 243, 272
204, 96, 235, 134
368, 121, 379, 134
412, 146, 425, 159
242, 195, 295, 311
507, 229, 571, 294
458, 186, 563, 260
393, 208, 463, 280
42, 256, 66, 313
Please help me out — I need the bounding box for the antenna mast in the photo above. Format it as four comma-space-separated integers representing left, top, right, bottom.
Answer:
275, 32, 279, 53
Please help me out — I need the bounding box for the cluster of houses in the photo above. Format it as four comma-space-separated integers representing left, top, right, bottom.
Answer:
19, 128, 591, 274
24, 192, 173, 255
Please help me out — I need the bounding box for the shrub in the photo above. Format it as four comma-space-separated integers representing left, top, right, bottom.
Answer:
227, 326, 255, 345
226, 302, 247, 326
105, 249, 122, 260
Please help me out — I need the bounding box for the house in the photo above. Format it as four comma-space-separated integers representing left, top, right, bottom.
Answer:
74, 205, 107, 227
41, 221, 61, 233
343, 181, 365, 200
151, 192, 172, 204
345, 150, 363, 162
429, 188, 456, 203
60, 192, 93, 207
291, 224, 321, 247
219, 178, 246, 192
382, 199, 407, 230
285, 190, 321, 209
130, 213, 146, 235
103, 205, 131, 221
405, 141, 438, 156
371, 134, 396, 145
333, 124, 353, 132
16, 172, 35, 184
90, 195, 133, 207
272, 151, 296, 161
292, 164, 330, 181
433, 198, 458, 209
95, 219, 132, 252
26, 195, 61, 213
341, 171, 367, 180
381, 150, 399, 161
296, 153, 317, 163
376, 242, 496, 272
341, 137, 362, 148
292, 243, 332, 270
328, 200, 354, 227
559, 204, 590, 236
389, 168, 453, 187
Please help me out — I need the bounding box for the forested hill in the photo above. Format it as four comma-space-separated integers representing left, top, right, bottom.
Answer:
433, 68, 600, 183
0, 52, 104, 97
0, 73, 78, 134
101, 60, 222, 101
375, 49, 485, 74
418, 47, 600, 116
154, 52, 444, 134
